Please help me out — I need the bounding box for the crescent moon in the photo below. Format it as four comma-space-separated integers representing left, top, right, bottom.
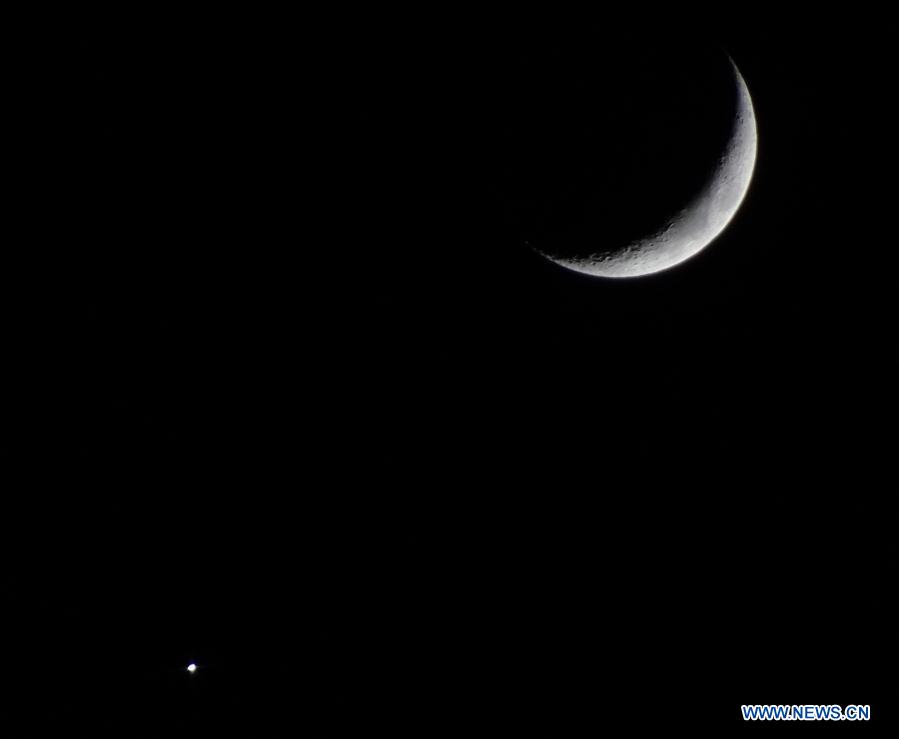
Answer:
537, 58, 757, 278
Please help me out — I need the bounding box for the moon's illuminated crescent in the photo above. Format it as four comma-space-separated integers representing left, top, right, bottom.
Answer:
538, 58, 757, 278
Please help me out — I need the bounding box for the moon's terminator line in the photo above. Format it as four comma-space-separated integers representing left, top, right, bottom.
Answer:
538, 57, 757, 278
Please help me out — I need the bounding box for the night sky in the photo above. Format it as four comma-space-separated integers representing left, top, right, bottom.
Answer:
3, 11, 896, 736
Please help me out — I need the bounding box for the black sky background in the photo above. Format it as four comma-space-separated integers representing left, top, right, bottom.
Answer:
2, 10, 896, 736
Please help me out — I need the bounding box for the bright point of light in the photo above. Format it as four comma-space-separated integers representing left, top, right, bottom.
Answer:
187, 663, 197, 673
